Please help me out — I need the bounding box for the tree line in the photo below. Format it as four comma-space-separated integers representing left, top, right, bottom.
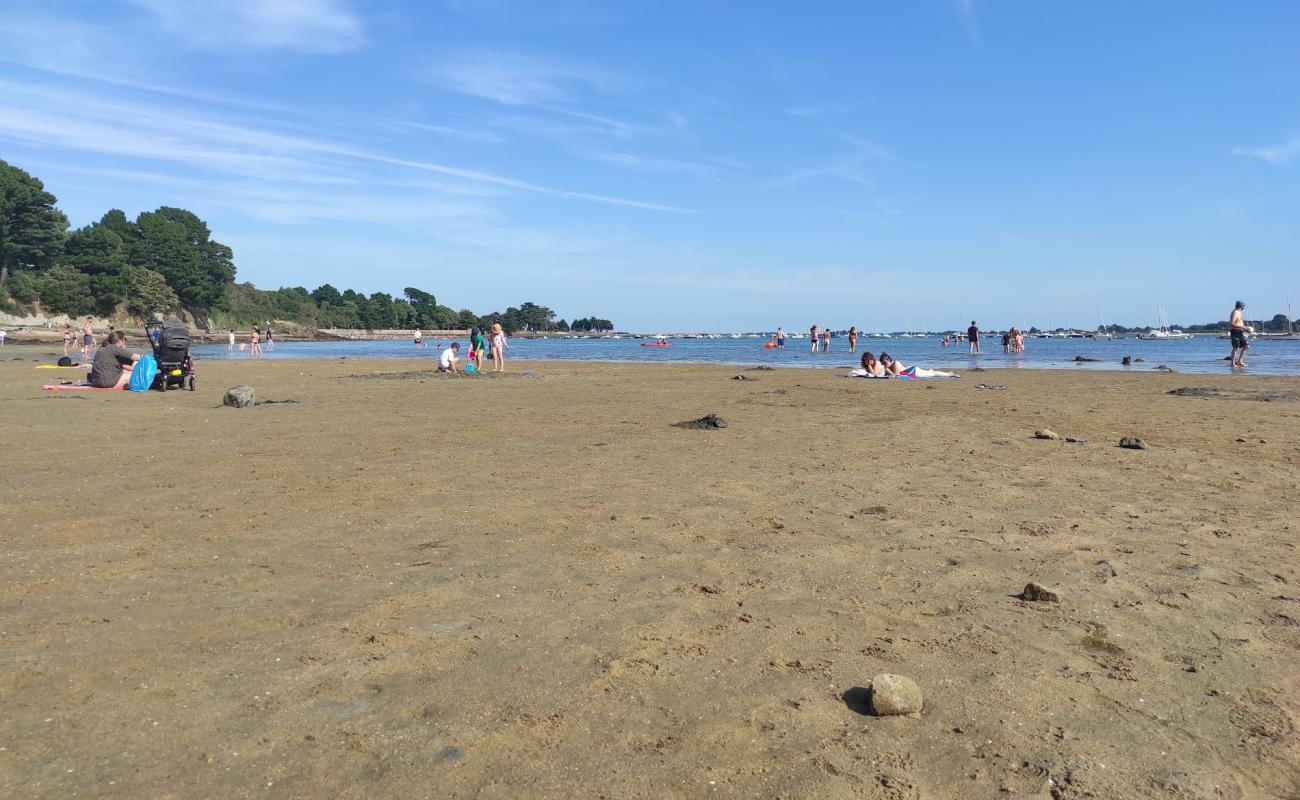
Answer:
0, 159, 609, 334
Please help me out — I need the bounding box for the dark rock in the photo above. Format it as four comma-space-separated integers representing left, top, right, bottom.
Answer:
747, 366, 774, 371
868, 674, 923, 716
731, 374, 755, 381
1065, 436, 1086, 443
1033, 429, 1061, 440
1021, 582, 1061, 602
1074, 356, 1101, 362
1121, 356, 1132, 365
1118, 436, 1148, 450
1153, 365, 1176, 372
223, 385, 255, 408
673, 413, 727, 429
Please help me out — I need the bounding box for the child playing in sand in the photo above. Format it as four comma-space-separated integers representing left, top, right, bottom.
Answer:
439, 342, 461, 374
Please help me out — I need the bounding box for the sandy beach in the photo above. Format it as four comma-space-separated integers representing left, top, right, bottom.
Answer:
2, 349, 1297, 799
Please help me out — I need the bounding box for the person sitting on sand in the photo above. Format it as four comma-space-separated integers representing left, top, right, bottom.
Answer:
859, 351, 886, 377
88, 331, 140, 389
879, 352, 958, 379
438, 342, 461, 374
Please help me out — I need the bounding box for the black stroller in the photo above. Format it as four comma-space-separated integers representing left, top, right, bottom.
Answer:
145, 320, 196, 391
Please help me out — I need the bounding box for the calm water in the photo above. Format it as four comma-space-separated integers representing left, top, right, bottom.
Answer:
192, 335, 1300, 375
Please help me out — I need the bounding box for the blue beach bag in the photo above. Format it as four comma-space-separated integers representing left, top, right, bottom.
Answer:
129, 354, 158, 393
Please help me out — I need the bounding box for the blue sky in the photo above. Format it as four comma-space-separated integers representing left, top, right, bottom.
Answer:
1, 1, 1297, 331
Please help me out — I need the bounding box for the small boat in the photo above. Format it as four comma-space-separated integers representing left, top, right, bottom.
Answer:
641, 337, 672, 347
1136, 305, 1193, 340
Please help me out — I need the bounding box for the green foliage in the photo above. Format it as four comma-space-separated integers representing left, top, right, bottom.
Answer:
0, 161, 603, 331
570, 316, 615, 332
36, 265, 94, 315
6, 269, 39, 304
1, 159, 69, 285
134, 207, 235, 309
125, 267, 181, 317
64, 224, 128, 275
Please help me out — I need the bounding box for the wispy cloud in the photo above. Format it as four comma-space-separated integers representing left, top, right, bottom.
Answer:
1232, 137, 1300, 166
958, 0, 983, 46
0, 78, 689, 213
430, 50, 614, 105
767, 160, 875, 191
128, 0, 365, 53
830, 129, 901, 163
586, 151, 718, 175
425, 49, 646, 136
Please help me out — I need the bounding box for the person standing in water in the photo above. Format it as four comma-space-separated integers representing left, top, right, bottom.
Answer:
822, 327, 831, 352
809, 324, 819, 353
1229, 301, 1250, 367
775, 327, 786, 348
967, 321, 981, 354
413, 329, 423, 348
228, 329, 236, 351
250, 327, 262, 359
264, 324, 274, 351
847, 326, 858, 353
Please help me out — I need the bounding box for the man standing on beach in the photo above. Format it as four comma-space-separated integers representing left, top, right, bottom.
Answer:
81, 316, 95, 359
1229, 301, 1250, 367
967, 321, 980, 354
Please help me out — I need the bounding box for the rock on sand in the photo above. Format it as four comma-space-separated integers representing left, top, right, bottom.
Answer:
224, 385, 255, 408
869, 673, 923, 716
1020, 582, 1061, 602
1033, 429, 1061, 440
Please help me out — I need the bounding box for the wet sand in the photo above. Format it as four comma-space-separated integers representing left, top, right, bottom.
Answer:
2, 349, 1298, 799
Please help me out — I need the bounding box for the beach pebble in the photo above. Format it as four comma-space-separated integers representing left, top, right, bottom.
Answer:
1033, 429, 1061, 441
1065, 436, 1086, 444
1021, 582, 1061, 602
1118, 437, 1148, 450
223, 385, 255, 408
869, 674, 923, 716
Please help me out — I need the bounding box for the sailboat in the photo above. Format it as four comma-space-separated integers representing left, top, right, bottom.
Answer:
1096, 308, 1114, 340
1136, 305, 1193, 340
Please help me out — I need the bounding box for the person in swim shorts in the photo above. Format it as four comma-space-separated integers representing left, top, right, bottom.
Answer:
1229, 301, 1250, 367
81, 316, 95, 359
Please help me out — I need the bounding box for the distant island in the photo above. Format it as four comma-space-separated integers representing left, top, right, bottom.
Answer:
0, 159, 611, 335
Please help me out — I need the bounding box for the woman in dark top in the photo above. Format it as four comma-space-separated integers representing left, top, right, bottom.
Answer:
88, 331, 140, 389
